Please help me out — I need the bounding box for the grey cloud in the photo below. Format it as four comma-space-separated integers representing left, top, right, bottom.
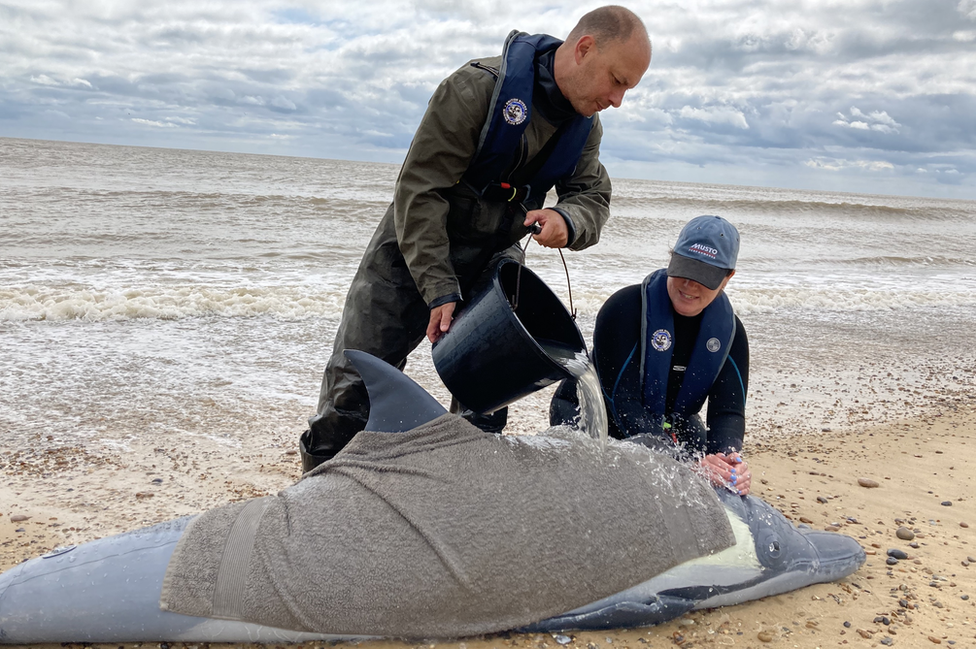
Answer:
240, 68, 296, 84
602, 84, 976, 189
0, 0, 973, 198
152, 26, 210, 46
962, 0, 976, 20
270, 96, 297, 111
303, 87, 354, 111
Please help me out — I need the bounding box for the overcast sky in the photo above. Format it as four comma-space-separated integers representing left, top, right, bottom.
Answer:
2, 0, 975, 199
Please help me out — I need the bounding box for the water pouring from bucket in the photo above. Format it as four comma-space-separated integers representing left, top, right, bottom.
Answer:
432, 259, 607, 443
557, 350, 608, 446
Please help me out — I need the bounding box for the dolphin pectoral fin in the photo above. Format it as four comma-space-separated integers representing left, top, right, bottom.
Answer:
521, 596, 695, 633
343, 350, 447, 433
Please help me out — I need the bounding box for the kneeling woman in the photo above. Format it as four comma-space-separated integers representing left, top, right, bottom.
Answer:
551, 215, 751, 494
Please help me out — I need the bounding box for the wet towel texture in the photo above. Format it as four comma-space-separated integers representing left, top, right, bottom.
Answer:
160, 415, 732, 638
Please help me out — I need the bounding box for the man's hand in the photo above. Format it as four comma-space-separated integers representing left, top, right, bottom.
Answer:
699, 452, 752, 496
427, 302, 456, 343
524, 208, 569, 248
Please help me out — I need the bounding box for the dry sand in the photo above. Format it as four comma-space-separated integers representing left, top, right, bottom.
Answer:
2, 399, 975, 648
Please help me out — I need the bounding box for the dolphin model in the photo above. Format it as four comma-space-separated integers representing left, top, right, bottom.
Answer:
0, 351, 865, 644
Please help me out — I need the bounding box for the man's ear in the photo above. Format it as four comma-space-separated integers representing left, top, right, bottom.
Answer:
575, 35, 596, 63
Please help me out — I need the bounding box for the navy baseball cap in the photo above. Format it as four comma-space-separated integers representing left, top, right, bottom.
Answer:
667, 215, 740, 290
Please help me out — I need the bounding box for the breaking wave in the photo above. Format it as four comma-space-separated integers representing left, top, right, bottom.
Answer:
0, 285, 346, 321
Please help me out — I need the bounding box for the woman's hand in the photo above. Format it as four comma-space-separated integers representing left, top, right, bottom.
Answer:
699, 452, 751, 496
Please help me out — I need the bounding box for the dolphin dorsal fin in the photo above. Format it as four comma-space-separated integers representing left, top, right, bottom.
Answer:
344, 350, 447, 433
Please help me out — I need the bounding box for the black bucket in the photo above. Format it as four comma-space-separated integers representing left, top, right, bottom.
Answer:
432, 259, 586, 414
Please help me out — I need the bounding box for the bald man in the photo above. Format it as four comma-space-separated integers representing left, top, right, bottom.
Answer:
302, 6, 652, 471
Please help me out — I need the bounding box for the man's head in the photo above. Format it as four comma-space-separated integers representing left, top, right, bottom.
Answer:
553, 5, 652, 117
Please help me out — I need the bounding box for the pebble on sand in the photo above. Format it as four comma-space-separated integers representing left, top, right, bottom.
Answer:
9, 514, 30, 522
858, 478, 880, 488
896, 527, 916, 541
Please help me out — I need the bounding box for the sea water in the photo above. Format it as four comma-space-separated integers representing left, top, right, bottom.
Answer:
536, 339, 608, 445
547, 348, 609, 447
573, 364, 608, 447
2, 137, 976, 459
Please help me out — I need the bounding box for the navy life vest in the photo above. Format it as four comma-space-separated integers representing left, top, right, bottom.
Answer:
462, 30, 594, 207
639, 269, 735, 427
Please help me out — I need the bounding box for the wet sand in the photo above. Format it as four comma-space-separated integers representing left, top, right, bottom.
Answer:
3, 393, 975, 648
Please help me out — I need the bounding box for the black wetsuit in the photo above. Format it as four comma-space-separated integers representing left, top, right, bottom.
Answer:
550, 284, 749, 455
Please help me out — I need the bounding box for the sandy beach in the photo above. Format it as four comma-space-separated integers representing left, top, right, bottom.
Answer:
3, 391, 975, 649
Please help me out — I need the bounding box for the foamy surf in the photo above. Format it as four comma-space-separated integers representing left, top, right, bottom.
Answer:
0, 285, 347, 321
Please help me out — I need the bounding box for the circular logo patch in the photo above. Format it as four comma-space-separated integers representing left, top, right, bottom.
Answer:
651, 329, 672, 352
503, 98, 528, 125
706, 337, 722, 352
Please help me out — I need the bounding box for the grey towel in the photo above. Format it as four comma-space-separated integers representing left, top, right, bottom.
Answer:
161, 415, 732, 638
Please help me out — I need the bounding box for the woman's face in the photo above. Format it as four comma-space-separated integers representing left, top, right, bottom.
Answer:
666, 272, 734, 317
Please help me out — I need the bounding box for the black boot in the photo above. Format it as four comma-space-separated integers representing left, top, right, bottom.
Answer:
298, 428, 335, 473
299, 408, 367, 473
463, 407, 508, 434
450, 397, 507, 434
